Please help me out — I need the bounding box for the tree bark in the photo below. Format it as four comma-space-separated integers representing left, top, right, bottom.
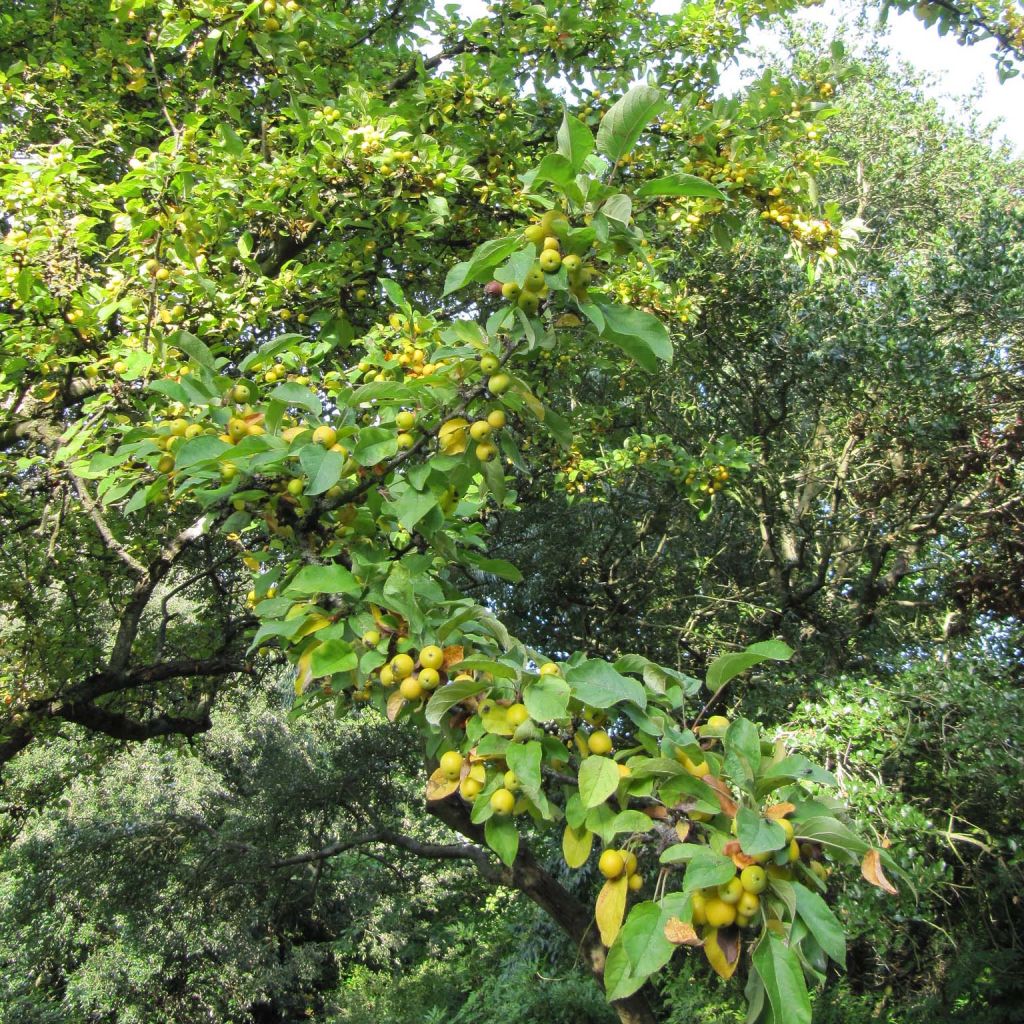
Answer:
429, 797, 659, 1024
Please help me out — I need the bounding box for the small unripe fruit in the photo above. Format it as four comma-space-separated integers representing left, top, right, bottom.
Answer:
704, 898, 737, 928
501, 281, 520, 300
538, 249, 561, 272
396, 410, 416, 431
539, 662, 559, 675
390, 653, 415, 680
461, 776, 483, 799
740, 866, 767, 894
396, 432, 415, 449
778, 818, 795, 842
418, 667, 440, 689
628, 873, 643, 892
487, 373, 511, 395
475, 442, 497, 462
599, 849, 625, 879
286, 478, 304, 497
312, 425, 338, 447
524, 267, 544, 291
479, 353, 500, 374
419, 645, 444, 670
469, 420, 492, 441
506, 703, 529, 727
517, 292, 540, 315
157, 454, 175, 474
543, 236, 560, 251
380, 664, 395, 686
486, 409, 506, 429
737, 891, 760, 917
490, 787, 516, 815
718, 877, 743, 905
561, 253, 582, 273
440, 751, 464, 780
362, 629, 381, 646
399, 675, 423, 701
621, 850, 638, 876
587, 730, 613, 755
503, 770, 520, 791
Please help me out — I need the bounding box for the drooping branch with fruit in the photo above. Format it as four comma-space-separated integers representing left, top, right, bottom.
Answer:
26, 89, 895, 1023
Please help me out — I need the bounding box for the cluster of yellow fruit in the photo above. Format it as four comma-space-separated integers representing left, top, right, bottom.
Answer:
599, 847, 644, 892
499, 211, 594, 314
438, 397, 507, 462
377, 644, 452, 702
683, 464, 729, 495
693, 864, 768, 930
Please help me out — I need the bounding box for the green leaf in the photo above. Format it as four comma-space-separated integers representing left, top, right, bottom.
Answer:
485, 815, 519, 867
309, 639, 357, 677
611, 810, 654, 836
425, 677, 485, 726
621, 901, 676, 976
172, 330, 216, 370
557, 108, 595, 172
724, 718, 761, 780
595, 85, 666, 163
705, 640, 793, 690
269, 382, 322, 416
443, 236, 521, 295
298, 445, 344, 496
380, 278, 408, 310
635, 173, 726, 200
523, 676, 571, 721
287, 564, 360, 597
751, 934, 812, 1024
578, 755, 621, 809
736, 807, 788, 856
793, 883, 847, 967
353, 427, 399, 466
604, 939, 647, 1002
506, 740, 543, 795
680, 847, 736, 891
463, 552, 523, 582
388, 485, 438, 532
594, 303, 672, 372
522, 153, 575, 191
174, 435, 230, 469
566, 660, 647, 710
218, 123, 245, 156
792, 816, 870, 857
757, 755, 838, 797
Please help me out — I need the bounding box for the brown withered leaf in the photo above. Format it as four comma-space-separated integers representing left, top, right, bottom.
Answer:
442, 644, 464, 670
664, 917, 701, 946
724, 840, 756, 869
861, 849, 898, 895
765, 802, 797, 820
595, 876, 629, 947
644, 805, 669, 820
426, 766, 459, 802
702, 774, 738, 817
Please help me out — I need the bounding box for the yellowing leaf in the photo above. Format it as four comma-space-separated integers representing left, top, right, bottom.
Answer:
703, 926, 740, 980
562, 824, 593, 868
294, 647, 315, 695
426, 766, 459, 802
664, 917, 701, 946
703, 774, 738, 817
513, 383, 545, 419
386, 689, 406, 722
675, 821, 691, 843
292, 614, 333, 641
861, 849, 898, 895
596, 876, 628, 947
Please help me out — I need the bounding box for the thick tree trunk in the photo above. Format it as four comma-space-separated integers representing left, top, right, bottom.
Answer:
429, 798, 658, 1024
